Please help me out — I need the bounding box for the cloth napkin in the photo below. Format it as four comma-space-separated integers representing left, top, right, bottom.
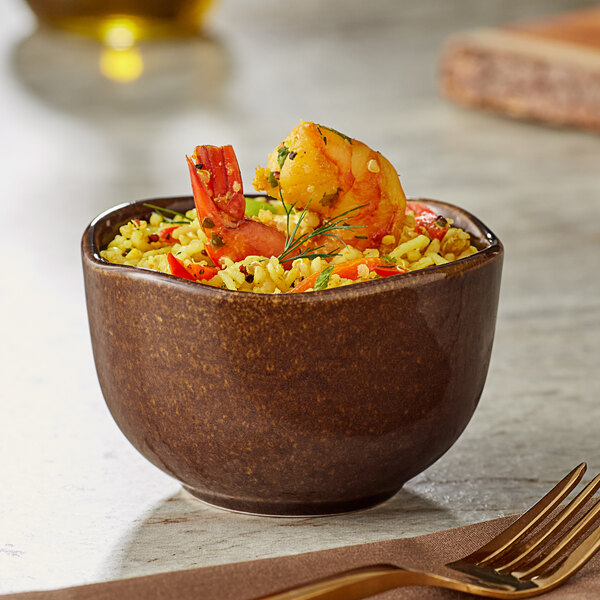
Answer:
5, 514, 600, 600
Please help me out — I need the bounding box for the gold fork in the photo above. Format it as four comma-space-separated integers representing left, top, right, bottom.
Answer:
258, 463, 600, 599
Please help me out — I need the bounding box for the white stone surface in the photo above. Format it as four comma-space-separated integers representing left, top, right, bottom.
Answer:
1, 0, 600, 594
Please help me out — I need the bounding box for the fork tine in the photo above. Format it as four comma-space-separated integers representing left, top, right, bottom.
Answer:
514, 497, 600, 579
467, 463, 587, 565
535, 518, 600, 587
492, 472, 600, 571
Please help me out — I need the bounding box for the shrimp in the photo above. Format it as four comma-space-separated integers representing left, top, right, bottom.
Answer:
187, 145, 287, 265
253, 121, 407, 251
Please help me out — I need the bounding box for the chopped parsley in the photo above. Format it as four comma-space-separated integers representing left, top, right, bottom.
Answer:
277, 145, 290, 168
317, 124, 352, 144
314, 265, 334, 291
143, 203, 192, 224
320, 189, 340, 207
211, 232, 225, 249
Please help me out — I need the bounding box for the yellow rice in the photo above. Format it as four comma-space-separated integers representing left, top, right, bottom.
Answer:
100, 205, 478, 293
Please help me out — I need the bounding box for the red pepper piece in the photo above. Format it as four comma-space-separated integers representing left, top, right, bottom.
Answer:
406, 202, 448, 241
290, 257, 407, 293
159, 226, 179, 242
168, 253, 219, 282
372, 263, 408, 277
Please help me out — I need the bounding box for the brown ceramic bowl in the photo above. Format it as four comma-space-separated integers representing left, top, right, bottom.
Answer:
82, 196, 503, 516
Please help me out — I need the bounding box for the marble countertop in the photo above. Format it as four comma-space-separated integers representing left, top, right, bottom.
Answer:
2, 0, 599, 594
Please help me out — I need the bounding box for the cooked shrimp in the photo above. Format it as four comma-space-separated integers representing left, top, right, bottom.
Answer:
188, 145, 287, 265
253, 121, 406, 251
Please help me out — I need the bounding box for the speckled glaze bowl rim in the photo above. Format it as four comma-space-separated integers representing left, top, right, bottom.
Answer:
82, 196, 503, 303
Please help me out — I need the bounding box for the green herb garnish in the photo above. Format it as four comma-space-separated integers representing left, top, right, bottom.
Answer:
381, 254, 397, 264
267, 171, 279, 188
143, 203, 193, 224
244, 196, 280, 217
317, 124, 353, 144
277, 145, 290, 168
276, 185, 366, 264
314, 265, 334, 291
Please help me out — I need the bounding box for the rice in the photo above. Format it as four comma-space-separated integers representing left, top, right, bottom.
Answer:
100, 204, 478, 293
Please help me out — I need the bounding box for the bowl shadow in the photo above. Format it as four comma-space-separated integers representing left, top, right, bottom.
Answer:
101, 485, 457, 581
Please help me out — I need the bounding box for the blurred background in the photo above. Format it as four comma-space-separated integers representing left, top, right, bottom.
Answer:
3, 0, 599, 295
2, 0, 600, 594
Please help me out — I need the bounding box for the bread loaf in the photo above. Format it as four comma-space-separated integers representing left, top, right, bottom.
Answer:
439, 8, 600, 132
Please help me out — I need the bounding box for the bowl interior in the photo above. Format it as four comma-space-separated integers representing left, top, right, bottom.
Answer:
85, 195, 502, 294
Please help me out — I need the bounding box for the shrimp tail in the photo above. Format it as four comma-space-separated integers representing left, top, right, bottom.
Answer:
187, 145, 287, 265
187, 155, 223, 228
193, 145, 246, 221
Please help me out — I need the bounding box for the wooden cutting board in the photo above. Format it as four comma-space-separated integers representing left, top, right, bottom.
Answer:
439, 8, 600, 132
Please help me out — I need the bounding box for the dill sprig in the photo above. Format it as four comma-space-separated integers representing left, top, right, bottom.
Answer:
143, 203, 193, 224
276, 187, 366, 264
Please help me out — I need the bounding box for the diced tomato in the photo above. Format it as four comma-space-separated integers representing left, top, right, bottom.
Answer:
167, 253, 219, 282
406, 202, 448, 241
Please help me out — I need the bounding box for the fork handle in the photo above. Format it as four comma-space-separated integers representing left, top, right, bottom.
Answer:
255, 566, 443, 600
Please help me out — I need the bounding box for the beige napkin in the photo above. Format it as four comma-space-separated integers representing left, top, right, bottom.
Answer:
5, 515, 600, 600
